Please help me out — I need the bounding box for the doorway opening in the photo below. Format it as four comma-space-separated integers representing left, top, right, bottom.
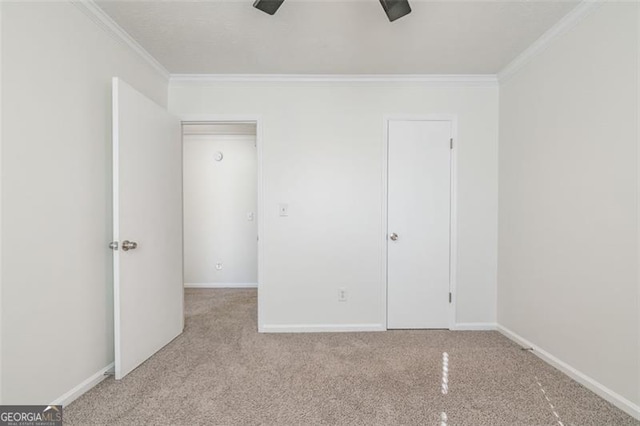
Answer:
181, 121, 259, 290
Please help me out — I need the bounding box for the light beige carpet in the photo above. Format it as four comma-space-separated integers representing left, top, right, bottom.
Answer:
66, 289, 638, 425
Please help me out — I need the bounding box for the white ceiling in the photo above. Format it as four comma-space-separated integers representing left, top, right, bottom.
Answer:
96, 0, 579, 75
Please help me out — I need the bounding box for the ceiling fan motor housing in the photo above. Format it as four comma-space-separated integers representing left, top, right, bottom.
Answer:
254, 0, 412, 22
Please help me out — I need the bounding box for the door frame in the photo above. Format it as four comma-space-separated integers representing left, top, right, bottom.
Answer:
178, 114, 264, 331
382, 115, 458, 330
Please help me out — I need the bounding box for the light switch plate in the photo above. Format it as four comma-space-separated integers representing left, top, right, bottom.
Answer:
279, 203, 289, 217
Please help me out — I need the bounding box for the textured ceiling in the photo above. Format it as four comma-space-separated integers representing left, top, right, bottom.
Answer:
96, 0, 579, 74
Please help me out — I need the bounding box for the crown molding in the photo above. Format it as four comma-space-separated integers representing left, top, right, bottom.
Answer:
68, 0, 603, 86
70, 0, 170, 80
498, 0, 603, 83
170, 74, 498, 86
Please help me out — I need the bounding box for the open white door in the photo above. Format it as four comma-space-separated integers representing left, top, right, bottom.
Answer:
112, 78, 183, 379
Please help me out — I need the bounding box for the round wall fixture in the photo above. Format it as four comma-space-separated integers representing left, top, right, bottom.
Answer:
214, 151, 224, 162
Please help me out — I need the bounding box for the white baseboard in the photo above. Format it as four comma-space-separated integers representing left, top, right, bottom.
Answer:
452, 322, 497, 331
260, 323, 386, 333
50, 362, 114, 407
261, 323, 499, 333
184, 282, 258, 289
497, 325, 640, 420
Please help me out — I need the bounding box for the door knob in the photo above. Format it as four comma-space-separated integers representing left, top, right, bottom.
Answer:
390, 233, 398, 241
122, 240, 138, 251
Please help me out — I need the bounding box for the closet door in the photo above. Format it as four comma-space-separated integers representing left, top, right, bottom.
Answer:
387, 120, 451, 329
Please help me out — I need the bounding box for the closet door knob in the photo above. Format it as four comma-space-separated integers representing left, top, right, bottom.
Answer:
122, 240, 138, 251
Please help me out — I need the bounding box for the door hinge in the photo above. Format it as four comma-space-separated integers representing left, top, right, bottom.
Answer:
449, 292, 452, 303
109, 241, 119, 251
450, 138, 453, 149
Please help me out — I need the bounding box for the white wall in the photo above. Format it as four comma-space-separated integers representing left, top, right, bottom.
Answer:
1, 2, 168, 404
499, 2, 639, 410
183, 133, 258, 286
170, 80, 499, 329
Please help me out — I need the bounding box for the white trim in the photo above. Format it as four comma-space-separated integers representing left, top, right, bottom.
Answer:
381, 118, 389, 331
111, 78, 122, 380
452, 323, 497, 331
261, 324, 386, 333
50, 362, 114, 407
0, 2, 3, 405
256, 118, 265, 333
497, 325, 640, 420
448, 118, 459, 330
498, 0, 603, 82
637, 2, 640, 408
178, 115, 265, 332
383, 115, 459, 330
170, 74, 498, 86
180, 114, 263, 124
71, 0, 170, 80
184, 283, 258, 289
